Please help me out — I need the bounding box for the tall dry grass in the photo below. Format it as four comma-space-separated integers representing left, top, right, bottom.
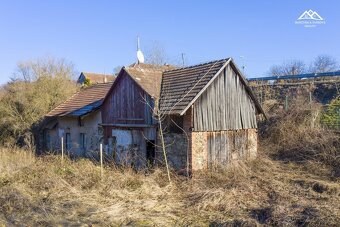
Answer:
260, 98, 340, 178
0, 147, 35, 174
0, 148, 339, 226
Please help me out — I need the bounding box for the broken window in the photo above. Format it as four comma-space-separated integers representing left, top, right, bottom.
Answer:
164, 115, 184, 133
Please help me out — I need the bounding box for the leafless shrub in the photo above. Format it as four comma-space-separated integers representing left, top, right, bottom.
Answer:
309, 55, 338, 73
269, 60, 306, 76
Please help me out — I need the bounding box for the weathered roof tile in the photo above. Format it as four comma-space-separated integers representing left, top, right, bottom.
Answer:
46, 82, 114, 117
159, 59, 229, 114
125, 63, 175, 98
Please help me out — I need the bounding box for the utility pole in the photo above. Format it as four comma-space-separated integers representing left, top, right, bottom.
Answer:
240, 56, 245, 74
181, 53, 185, 67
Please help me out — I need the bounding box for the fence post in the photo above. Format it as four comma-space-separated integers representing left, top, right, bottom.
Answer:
338, 108, 340, 129
285, 95, 288, 111
100, 143, 103, 178
61, 137, 64, 163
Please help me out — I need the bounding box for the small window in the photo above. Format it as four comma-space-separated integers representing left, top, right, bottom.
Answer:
45, 131, 51, 150
78, 117, 84, 127
66, 133, 72, 150
79, 133, 86, 150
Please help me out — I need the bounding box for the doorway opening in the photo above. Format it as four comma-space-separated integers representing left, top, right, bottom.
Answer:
146, 140, 156, 166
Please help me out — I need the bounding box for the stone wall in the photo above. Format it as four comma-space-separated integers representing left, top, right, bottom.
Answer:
156, 109, 192, 171
156, 132, 189, 171
250, 80, 340, 105
45, 110, 102, 158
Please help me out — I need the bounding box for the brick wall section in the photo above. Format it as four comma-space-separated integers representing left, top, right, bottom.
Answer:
191, 132, 208, 170
191, 129, 258, 171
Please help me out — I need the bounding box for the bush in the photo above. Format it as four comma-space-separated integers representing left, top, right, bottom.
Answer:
321, 97, 340, 129
0, 57, 77, 146
260, 98, 340, 177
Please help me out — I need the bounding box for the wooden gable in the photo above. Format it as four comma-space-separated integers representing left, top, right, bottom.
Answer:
193, 63, 257, 131
101, 70, 154, 126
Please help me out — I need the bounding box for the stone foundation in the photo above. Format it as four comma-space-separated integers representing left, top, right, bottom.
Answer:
156, 132, 189, 171
158, 128, 258, 172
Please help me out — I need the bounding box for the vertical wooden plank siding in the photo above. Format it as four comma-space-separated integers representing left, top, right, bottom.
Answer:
102, 72, 154, 125
193, 65, 257, 131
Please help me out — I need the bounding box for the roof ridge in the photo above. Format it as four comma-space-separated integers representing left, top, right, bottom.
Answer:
82, 72, 114, 75
79, 81, 113, 91
163, 58, 230, 73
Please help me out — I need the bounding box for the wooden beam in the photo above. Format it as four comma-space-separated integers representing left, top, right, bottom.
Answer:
100, 123, 156, 128
115, 118, 144, 121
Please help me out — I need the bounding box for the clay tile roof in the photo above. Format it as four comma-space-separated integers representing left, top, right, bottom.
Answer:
159, 59, 229, 114
81, 72, 115, 84
46, 82, 114, 117
124, 63, 176, 98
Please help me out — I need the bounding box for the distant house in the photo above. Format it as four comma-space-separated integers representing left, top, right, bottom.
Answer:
77, 72, 115, 85
101, 63, 174, 167
42, 81, 114, 157
158, 58, 265, 171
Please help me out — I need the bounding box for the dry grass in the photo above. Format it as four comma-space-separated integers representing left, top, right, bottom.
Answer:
260, 98, 340, 178
0, 148, 339, 226
0, 147, 35, 174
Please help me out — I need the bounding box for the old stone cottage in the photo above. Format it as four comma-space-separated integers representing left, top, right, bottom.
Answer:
42, 81, 114, 157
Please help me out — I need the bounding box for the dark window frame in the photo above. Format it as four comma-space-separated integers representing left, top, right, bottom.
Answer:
65, 133, 72, 150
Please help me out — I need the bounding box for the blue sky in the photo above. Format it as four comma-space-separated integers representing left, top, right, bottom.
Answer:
0, 0, 339, 84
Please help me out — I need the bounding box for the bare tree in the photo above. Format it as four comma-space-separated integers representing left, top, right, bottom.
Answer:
269, 60, 306, 76
113, 66, 123, 76
145, 41, 167, 65
12, 56, 76, 82
309, 55, 338, 73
